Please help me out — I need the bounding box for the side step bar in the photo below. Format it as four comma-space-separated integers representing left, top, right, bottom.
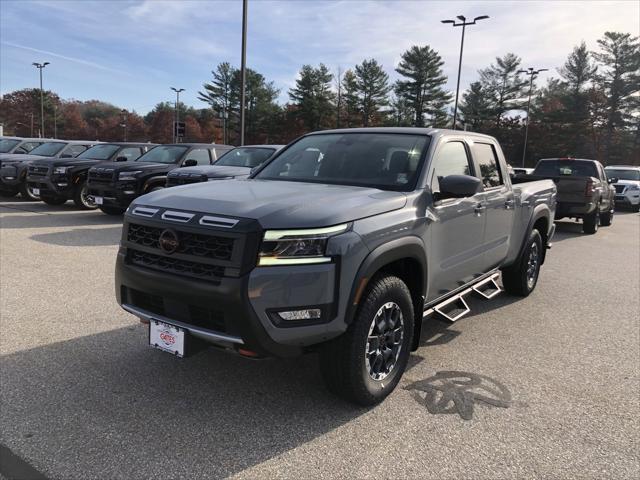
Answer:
423, 272, 502, 323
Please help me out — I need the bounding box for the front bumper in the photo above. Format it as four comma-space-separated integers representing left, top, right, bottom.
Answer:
116, 250, 341, 357
88, 181, 140, 208
0, 164, 22, 187
615, 192, 640, 206
27, 174, 75, 198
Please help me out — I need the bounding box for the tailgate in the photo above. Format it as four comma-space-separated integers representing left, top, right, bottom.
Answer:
549, 176, 593, 204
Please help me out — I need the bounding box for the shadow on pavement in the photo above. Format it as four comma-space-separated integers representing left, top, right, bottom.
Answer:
30, 227, 123, 246
0, 326, 366, 479
0, 210, 122, 229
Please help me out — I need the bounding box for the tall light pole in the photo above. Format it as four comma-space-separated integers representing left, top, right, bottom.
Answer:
32, 62, 50, 137
53, 105, 57, 138
441, 15, 489, 130
120, 109, 128, 142
239, 0, 248, 145
517, 67, 548, 167
170, 87, 185, 143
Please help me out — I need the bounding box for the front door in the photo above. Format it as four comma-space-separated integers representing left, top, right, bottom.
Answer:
426, 140, 487, 302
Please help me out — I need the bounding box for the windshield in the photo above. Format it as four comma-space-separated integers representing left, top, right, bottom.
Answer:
605, 169, 640, 181
533, 159, 598, 178
0, 139, 20, 153
216, 147, 276, 168
255, 133, 430, 191
77, 144, 120, 160
29, 142, 67, 157
135, 145, 188, 164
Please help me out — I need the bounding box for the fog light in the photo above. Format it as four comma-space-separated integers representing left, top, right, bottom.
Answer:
57, 183, 68, 186
5, 176, 15, 180
123, 190, 135, 194
277, 309, 321, 321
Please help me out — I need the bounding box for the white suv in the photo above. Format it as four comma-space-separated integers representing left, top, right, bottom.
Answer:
605, 165, 640, 212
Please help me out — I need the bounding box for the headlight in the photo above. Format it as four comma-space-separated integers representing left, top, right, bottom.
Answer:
258, 223, 349, 266
119, 170, 142, 181
627, 184, 640, 191
53, 166, 69, 174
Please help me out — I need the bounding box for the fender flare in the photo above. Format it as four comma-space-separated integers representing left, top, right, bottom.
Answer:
143, 176, 167, 191
345, 236, 427, 349
516, 204, 552, 265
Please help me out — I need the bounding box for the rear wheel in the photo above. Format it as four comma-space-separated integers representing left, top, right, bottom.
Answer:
73, 180, 97, 210
99, 206, 125, 215
600, 208, 614, 227
41, 195, 67, 206
501, 229, 543, 297
19, 184, 40, 201
319, 274, 414, 406
583, 210, 600, 234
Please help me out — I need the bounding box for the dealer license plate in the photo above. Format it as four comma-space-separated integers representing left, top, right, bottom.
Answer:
94, 196, 103, 205
149, 320, 185, 357
32, 188, 40, 195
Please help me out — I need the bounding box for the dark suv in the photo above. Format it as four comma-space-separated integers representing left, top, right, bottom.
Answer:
87, 143, 233, 215
0, 140, 95, 200
27, 143, 154, 208
166, 145, 284, 187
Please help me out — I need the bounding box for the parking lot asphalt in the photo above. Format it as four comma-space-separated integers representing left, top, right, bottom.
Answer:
1, 198, 638, 479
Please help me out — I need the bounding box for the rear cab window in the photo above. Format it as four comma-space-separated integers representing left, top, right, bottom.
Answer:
534, 159, 598, 178
473, 142, 504, 188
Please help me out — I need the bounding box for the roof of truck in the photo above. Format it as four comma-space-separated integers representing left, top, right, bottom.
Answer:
306, 127, 497, 141
605, 165, 640, 170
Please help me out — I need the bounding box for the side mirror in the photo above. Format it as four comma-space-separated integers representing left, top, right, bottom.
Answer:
437, 174, 483, 199
608, 177, 618, 184
183, 159, 198, 167
115, 156, 128, 162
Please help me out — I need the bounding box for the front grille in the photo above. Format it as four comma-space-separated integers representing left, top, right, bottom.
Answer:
89, 168, 115, 184
127, 249, 225, 282
167, 173, 207, 187
127, 223, 234, 261
126, 287, 226, 333
28, 165, 49, 177
614, 185, 626, 194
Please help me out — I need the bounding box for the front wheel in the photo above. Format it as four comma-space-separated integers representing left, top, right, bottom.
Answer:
632, 203, 640, 213
19, 184, 40, 201
73, 180, 97, 210
319, 274, 414, 406
99, 206, 126, 215
501, 228, 543, 297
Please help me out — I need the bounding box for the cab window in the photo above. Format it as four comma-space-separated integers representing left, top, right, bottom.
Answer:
474, 142, 503, 188
186, 149, 211, 165
118, 147, 144, 161
63, 144, 89, 157
430, 141, 473, 193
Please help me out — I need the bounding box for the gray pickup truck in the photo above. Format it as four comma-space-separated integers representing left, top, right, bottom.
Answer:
116, 128, 556, 405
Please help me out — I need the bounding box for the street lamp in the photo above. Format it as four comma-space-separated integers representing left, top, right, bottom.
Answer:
120, 109, 128, 142
517, 67, 548, 167
441, 15, 489, 130
32, 62, 50, 138
239, 0, 248, 145
170, 87, 185, 143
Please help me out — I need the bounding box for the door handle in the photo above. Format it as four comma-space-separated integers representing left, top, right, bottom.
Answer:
505, 199, 515, 209
474, 203, 486, 216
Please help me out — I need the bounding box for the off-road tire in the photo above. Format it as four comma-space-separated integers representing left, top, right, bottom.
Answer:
319, 274, 414, 406
501, 228, 543, 297
73, 180, 97, 210
41, 195, 67, 206
99, 206, 126, 215
583, 210, 600, 234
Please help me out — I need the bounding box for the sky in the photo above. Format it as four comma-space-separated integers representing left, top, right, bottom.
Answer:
0, 0, 638, 115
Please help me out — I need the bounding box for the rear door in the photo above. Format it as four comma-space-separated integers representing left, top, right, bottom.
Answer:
472, 141, 514, 270
426, 139, 487, 301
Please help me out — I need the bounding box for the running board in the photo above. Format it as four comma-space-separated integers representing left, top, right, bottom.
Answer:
472, 273, 501, 299
423, 272, 502, 323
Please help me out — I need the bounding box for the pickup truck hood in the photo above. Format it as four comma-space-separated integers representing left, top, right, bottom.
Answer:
99, 161, 175, 175
32, 157, 106, 168
0, 154, 48, 165
171, 165, 251, 179
137, 179, 407, 229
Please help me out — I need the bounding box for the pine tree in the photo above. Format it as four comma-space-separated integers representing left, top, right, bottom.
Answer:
341, 69, 359, 127
395, 45, 452, 127
289, 64, 335, 131
198, 62, 235, 116
459, 81, 492, 130
592, 32, 640, 163
354, 59, 391, 126
479, 53, 528, 126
